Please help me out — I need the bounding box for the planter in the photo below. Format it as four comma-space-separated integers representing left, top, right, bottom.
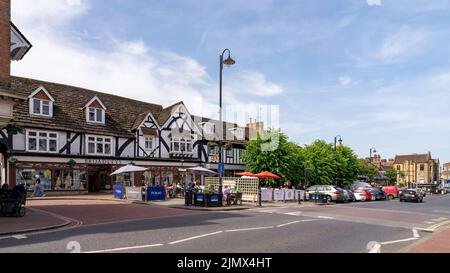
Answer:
5, 123, 22, 135
193, 193, 223, 207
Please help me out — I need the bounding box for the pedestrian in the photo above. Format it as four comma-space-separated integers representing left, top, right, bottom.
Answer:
32, 175, 45, 197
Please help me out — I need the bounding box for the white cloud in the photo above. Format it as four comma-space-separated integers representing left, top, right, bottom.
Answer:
11, 0, 282, 126
366, 0, 381, 6
338, 76, 353, 87
378, 27, 430, 62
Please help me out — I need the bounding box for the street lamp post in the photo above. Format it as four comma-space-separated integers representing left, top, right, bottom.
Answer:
333, 135, 342, 185
218, 49, 235, 196
369, 147, 377, 165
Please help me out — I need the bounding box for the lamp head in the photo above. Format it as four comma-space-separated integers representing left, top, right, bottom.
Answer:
223, 51, 236, 66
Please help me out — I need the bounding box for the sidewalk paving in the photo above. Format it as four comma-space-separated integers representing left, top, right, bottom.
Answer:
0, 208, 73, 236
403, 226, 450, 253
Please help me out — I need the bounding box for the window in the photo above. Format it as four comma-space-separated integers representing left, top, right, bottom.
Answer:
30, 98, 52, 117
397, 165, 401, 171
202, 123, 215, 134
420, 164, 425, 171
226, 148, 233, 157
170, 138, 192, 153
144, 137, 153, 150
208, 144, 219, 155
87, 107, 105, 123
26, 130, 58, 153
86, 135, 112, 155
234, 128, 244, 139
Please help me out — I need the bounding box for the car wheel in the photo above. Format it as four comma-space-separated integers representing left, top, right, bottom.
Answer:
326, 195, 332, 203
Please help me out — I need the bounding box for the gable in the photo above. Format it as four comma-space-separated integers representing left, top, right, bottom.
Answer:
28, 86, 55, 102
162, 104, 201, 135
88, 100, 104, 109
84, 96, 107, 110
32, 90, 51, 100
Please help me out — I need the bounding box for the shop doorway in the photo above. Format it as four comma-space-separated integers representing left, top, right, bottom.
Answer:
88, 174, 100, 193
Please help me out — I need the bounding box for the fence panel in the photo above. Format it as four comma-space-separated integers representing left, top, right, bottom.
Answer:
205, 177, 259, 202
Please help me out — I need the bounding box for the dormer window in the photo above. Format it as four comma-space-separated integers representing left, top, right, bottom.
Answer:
28, 86, 55, 118
230, 127, 244, 139
199, 122, 215, 134
84, 96, 106, 124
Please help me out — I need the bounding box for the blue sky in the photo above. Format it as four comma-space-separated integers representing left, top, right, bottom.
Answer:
10, 0, 450, 164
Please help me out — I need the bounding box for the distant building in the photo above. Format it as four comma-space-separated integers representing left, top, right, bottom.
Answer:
393, 152, 440, 188
366, 154, 394, 171
441, 162, 450, 181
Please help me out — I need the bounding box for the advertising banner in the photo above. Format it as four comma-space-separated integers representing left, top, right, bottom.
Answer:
294, 190, 306, 200
147, 186, 166, 201
284, 189, 295, 200
273, 189, 285, 201
113, 184, 124, 199
261, 188, 273, 201
125, 187, 142, 201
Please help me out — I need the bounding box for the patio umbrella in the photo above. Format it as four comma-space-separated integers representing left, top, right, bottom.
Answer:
235, 171, 255, 177
254, 171, 281, 179
110, 163, 149, 176
187, 166, 218, 177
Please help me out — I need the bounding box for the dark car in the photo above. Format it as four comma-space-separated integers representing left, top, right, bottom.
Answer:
399, 189, 423, 203
368, 187, 387, 201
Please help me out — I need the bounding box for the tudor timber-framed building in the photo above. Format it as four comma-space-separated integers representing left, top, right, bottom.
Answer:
0, 0, 255, 194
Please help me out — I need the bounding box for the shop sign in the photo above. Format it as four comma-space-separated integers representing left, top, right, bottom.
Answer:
125, 187, 142, 201
85, 159, 122, 165
147, 186, 166, 201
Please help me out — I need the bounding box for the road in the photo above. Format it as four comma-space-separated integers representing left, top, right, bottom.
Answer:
1, 194, 449, 253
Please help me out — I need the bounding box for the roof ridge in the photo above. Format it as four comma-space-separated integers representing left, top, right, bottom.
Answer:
11, 75, 164, 109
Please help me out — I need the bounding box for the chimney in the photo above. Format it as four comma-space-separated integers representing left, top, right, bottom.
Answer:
0, 0, 11, 89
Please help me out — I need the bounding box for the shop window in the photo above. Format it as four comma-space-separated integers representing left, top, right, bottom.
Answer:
26, 130, 58, 153
86, 135, 113, 156
16, 168, 87, 191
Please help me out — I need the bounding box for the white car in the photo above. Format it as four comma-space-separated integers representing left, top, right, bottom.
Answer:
352, 190, 366, 202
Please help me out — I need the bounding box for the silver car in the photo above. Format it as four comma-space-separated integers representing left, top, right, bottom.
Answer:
306, 185, 345, 202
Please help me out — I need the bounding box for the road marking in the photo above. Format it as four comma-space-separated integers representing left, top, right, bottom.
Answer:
259, 210, 277, 213
277, 221, 300, 227
380, 237, 418, 245
412, 228, 420, 238
168, 231, 223, 245
284, 211, 303, 216
317, 216, 335, 220
367, 241, 381, 253
12, 235, 27, 240
424, 221, 435, 224
432, 210, 450, 215
84, 243, 163, 253
427, 220, 450, 230
225, 226, 274, 232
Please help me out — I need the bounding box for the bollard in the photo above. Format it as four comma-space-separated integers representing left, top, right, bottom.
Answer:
298, 191, 301, 205
258, 188, 262, 207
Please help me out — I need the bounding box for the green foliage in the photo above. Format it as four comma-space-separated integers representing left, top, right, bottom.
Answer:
384, 168, 405, 184
356, 159, 379, 180
241, 130, 307, 187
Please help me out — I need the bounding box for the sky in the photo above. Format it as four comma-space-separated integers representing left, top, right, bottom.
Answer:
10, 0, 450, 164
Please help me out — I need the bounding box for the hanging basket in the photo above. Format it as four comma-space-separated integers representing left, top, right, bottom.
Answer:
68, 159, 77, 168
5, 123, 22, 135
8, 157, 18, 165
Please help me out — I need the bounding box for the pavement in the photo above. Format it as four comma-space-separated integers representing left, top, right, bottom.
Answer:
402, 226, 450, 253
0, 208, 72, 236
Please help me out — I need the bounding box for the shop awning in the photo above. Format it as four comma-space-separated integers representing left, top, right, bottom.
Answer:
110, 163, 148, 176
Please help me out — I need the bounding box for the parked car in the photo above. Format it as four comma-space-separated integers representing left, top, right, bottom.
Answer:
399, 189, 424, 203
341, 188, 355, 202
351, 189, 367, 202
355, 188, 373, 201
306, 185, 346, 202
382, 186, 399, 200
416, 188, 426, 197
369, 187, 387, 201
351, 181, 372, 191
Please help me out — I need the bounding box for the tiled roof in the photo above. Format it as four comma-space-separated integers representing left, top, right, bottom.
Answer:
156, 101, 184, 126
11, 76, 163, 138
394, 153, 431, 164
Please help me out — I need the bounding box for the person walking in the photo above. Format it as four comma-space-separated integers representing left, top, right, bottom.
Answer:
32, 175, 45, 197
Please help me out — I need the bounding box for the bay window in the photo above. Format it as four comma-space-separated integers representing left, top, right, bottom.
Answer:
170, 138, 193, 153
27, 130, 58, 153
86, 135, 113, 156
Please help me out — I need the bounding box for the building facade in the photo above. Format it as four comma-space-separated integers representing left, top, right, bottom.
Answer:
0, 0, 253, 194
393, 153, 440, 188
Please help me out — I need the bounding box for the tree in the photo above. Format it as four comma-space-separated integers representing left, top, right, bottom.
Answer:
335, 145, 360, 187
302, 140, 336, 186
357, 159, 379, 180
384, 168, 405, 184
241, 130, 305, 187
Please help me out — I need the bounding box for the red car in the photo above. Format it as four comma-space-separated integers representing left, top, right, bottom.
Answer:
355, 188, 373, 201
382, 186, 399, 199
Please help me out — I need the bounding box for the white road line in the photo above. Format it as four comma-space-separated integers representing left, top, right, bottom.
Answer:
225, 226, 274, 232
424, 221, 435, 224
380, 237, 418, 245
84, 243, 164, 253
277, 221, 300, 227
284, 211, 303, 216
412, 228, 420, 238
428, 220, 450, 230
168, 231, 223, 245
317, 216, 335, 220
12, 235, 27, 240
432, 210, 450, 215
259, 210, 277, 213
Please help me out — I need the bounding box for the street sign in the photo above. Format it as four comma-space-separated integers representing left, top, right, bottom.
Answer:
218, 163, 225, 174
